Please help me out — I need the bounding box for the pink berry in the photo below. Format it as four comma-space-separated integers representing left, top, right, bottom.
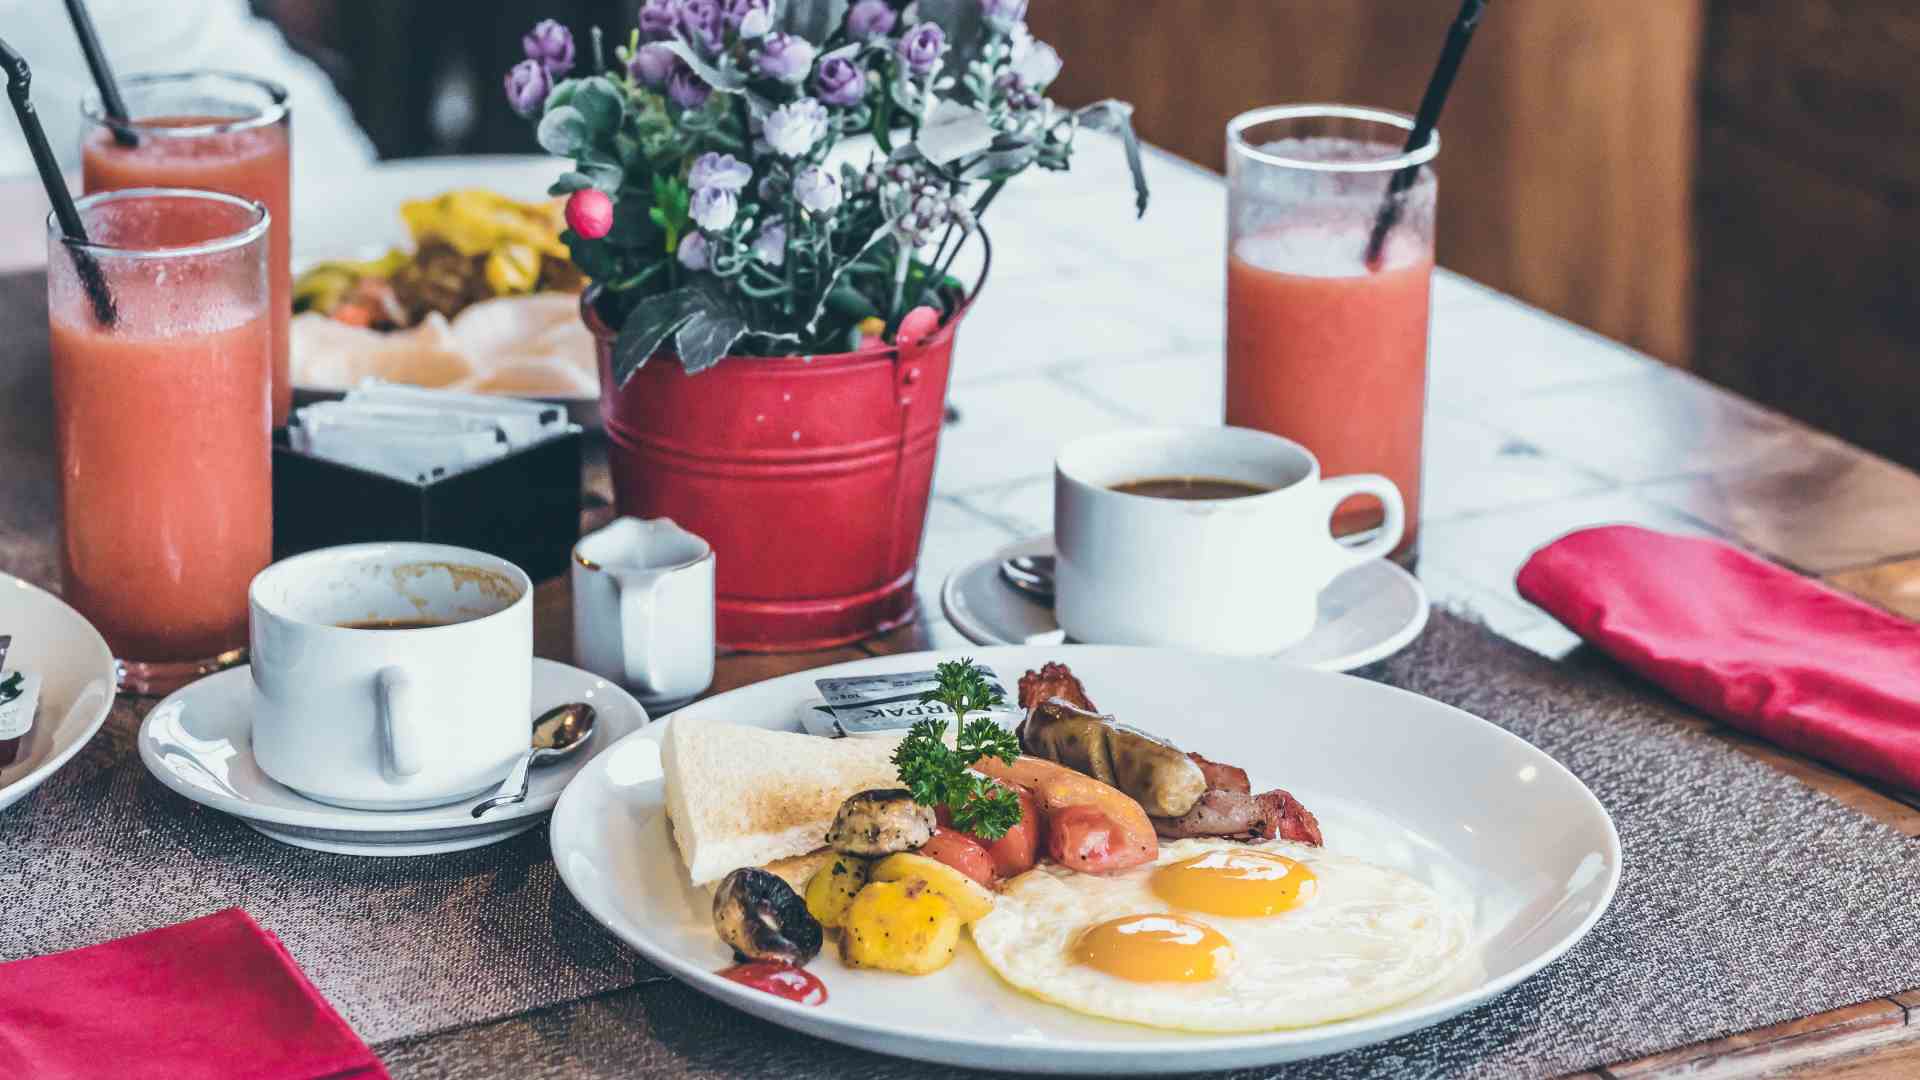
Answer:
566, 188, 614, 240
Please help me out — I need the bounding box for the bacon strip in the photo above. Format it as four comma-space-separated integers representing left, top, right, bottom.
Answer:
1188, 752, 1250, 794
1017, 662, 1098, 712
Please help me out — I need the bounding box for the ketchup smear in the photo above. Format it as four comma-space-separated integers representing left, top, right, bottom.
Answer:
718, 961, 828, 1006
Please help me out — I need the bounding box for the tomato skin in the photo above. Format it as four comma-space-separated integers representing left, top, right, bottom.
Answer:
917, 827, 997, 887
937, 784, 1040, 880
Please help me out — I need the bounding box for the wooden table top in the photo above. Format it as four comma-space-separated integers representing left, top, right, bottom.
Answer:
7, 148, 1920, 1078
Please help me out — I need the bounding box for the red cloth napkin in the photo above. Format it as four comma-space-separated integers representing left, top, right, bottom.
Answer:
1517, 524, 1920, 792
0, 908, 388, 1080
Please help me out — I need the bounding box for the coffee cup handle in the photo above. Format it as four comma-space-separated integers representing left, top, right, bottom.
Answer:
1317, 474, 1406, 576
376, 665, 427, 779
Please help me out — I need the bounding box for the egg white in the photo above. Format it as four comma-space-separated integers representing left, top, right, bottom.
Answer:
969, 838, 1471, 1032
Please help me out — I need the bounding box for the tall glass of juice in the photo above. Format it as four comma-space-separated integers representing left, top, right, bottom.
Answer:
49, 189, 273, 695
81, 72, 292, 427
1225, 105, 1438, 557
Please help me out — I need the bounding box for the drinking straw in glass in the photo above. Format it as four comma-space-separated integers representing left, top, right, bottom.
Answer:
49, 188, 273, 695
1225, 104, 1438, 557
80, 72, 293, 427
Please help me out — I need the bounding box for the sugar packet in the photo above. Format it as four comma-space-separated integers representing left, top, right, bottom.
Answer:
811, 667, 1020, 737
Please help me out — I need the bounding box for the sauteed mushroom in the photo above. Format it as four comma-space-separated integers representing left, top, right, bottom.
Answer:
825, 788, 937, 856
712, 868, 823, 965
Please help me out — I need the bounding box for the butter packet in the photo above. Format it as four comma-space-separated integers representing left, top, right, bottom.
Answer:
0, 633, 38, 750
814, 668, 1018, 737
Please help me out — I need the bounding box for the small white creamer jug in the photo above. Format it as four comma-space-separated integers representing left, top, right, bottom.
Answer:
571, 517, 715, 711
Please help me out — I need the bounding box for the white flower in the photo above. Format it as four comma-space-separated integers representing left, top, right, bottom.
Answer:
689, 186, 738, 231
678, 232, 711, 271
738, 5, 773, 38
792, 166, 842, 215
1010, 32, 1062, 88
688, 152, 752, 193
762, 98, 829, 158
751, 221, 787, 266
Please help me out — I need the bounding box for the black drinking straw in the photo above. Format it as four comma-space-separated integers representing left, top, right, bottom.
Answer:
1363, 0, 1489, 269
0, 37, 117, 327
65, 0, 138, 147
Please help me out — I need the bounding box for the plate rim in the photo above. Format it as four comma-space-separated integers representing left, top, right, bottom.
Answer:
941, 534, 1431, 672
0, 573, 118, 812
550, 644, 1621, 1072
136, 657, 647, 833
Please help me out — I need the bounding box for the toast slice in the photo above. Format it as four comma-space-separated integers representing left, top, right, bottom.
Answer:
662, 716, 903, 887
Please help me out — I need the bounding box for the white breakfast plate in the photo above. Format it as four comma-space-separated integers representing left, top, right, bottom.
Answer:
550, 646, 1619, 1073
0, 574, 117, 814
943, 535, 1430, 671
138, 658, 647, 856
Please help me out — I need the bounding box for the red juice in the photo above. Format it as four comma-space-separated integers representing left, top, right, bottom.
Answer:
1226, 225, 1433, 547
83, 104, 292, 426
49, 190, 272, 691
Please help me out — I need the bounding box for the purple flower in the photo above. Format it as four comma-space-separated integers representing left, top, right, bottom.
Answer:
667, 63, 712, 108
688, 152, 752, 193
845, 0, 896, 39
753, 33, 817, 84
751, 221, 787, 266
813, 55, 866, 106
678, 232, 711, 271
689, 186, 739, 231
980, 0, 1026, 31
629, 42, 677, 87
793, 166, 842, 215
504, 59, 551, 117
678, 0, 725, 53
761, 97, 829, 157
725, 0, 775, 39
523, 20, 576, 77
638, 0, 679, 38
895, 22, 947, 77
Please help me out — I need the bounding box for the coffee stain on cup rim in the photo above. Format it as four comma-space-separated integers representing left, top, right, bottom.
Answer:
388, 561, 524, 619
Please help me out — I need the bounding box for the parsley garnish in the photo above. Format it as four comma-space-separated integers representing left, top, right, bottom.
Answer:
891, 659, 1022, 840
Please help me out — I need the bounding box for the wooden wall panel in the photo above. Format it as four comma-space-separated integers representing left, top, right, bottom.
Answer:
1693, 0, 1920, 470
1028, 0, 1703, 368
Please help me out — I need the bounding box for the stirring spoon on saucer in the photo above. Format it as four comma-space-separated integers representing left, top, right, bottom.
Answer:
999, 554, 1055, 604
472, 702, 597, 818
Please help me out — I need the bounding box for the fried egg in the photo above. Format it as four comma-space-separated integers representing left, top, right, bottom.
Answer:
970, 838, 1470, 1032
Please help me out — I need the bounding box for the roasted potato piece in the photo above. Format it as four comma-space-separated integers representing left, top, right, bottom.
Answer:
870, 852, 995, 923
839, 879, 961, 975
804, 853, 871, 928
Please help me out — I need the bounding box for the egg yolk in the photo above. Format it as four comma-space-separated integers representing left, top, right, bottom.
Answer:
1150, 848, 1318, 917
1072, 914, 1232, 982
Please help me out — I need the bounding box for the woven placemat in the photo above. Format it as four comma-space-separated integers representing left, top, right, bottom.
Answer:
0, 700, 658, 1044
374, 611, 1920, 1079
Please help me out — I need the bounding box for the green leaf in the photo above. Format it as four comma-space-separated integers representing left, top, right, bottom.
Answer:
1074, 100, 1151, 218
536, 105, 590, 158
544, 78, 583, 111
611, 286, 705, 385
674, 306, 749, 374
652, 40, 748, 94
548, 171, 596, 195
570, 76, 627, 135
579, 160, 625, 194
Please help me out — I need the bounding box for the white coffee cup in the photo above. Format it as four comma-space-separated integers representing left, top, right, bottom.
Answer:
571, 517, 715, 712
248, 542, 533, 810
1055, 426, 1404, 655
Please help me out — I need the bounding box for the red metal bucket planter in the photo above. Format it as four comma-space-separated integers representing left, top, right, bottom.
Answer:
588, 292, 973, 652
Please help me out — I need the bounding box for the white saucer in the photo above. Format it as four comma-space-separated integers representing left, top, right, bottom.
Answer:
941, 535, 1429, 672
137, 659, 648, 856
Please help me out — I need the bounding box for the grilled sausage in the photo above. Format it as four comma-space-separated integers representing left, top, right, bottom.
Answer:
1019, 700, 1208, 818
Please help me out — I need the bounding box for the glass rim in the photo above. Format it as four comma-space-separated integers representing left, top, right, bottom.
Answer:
53, 188, 271, 260
80, 70, 289, 139
1227, 104, 1440, 173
